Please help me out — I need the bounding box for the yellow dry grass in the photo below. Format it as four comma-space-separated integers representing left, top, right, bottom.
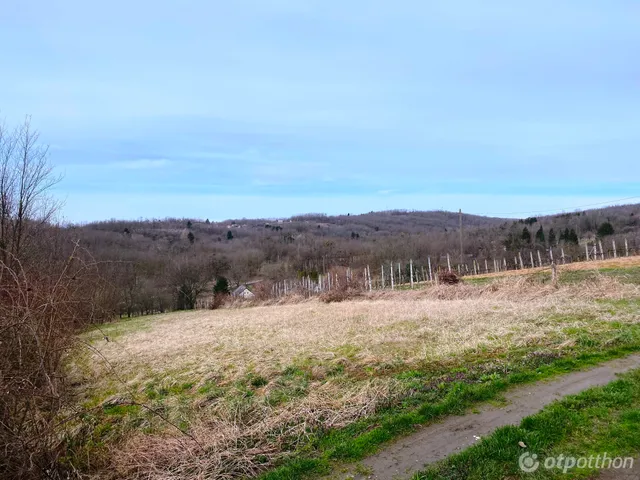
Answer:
77, 275, 640, 479
471, 254, 640, 280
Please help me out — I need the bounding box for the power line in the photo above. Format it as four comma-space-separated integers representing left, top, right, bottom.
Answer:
468, 195, 640, 217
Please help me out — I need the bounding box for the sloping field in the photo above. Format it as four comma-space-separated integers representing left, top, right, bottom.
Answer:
69, 274, 640, 479
470, 254, 640, 280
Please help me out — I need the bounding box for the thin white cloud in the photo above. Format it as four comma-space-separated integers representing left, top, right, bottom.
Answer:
109, 159, 173, 170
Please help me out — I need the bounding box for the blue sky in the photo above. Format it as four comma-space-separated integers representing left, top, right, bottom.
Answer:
2, 1, 639, 222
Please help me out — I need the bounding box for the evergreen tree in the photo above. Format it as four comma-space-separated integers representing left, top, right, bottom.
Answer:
597, 222, 615, 237
187, 231, 195, 244
548, 228, 556, 245
568, 228, 579, 244
227, 230, 234, 240
521, 227, 531, 243
187, 220, 193, 229
213, 276, 230, 295
535, 226, 545, 244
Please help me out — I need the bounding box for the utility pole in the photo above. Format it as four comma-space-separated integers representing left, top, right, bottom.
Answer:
459, 209, 463, 267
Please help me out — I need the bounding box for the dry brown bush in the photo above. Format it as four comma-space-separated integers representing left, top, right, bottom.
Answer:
437, 271, 460, 285
0, 240, 112, 478
319, 288, 363, 303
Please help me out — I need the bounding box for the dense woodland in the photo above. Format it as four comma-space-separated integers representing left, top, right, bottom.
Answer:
72, 203, 640, 315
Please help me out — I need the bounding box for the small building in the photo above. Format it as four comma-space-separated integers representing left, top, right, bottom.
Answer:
232, 285, 255, 299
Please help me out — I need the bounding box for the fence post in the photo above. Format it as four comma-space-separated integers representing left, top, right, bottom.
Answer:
537, 250, 543, 267
561, 247, 566, 264
428, 256, 433, 281
598, 240, 604, 260
447, 254, 452, 273
485, 259, 489, 274
519, 252, 524, 270
551, 262, 558, 288
625, 238, 629, 257
585, 243, 590, 261
381, 265, 385, 289
410, 259, 414, 288
613, 240, 617, 258
390, 262, 394, 290
530, 251, 535, 268
549, 248, 554, 263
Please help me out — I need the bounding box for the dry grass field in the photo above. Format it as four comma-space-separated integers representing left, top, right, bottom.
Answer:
69, 272, 640, 479
469, 253, 640, 280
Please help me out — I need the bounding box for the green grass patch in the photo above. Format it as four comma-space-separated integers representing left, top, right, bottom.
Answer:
258, 324, 640, 480
415, 368, 640, 479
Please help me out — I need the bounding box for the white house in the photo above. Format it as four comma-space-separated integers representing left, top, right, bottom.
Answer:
232, 285, 255, 299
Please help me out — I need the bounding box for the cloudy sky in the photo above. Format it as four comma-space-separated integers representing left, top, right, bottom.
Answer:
2, 1, 639, 222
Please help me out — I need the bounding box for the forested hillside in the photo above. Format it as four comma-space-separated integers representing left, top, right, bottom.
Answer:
70, 203, 640, 315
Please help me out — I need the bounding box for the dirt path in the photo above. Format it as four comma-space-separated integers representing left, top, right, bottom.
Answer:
331, 354, 640, 480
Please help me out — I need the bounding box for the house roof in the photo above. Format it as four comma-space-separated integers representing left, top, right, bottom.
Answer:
232, 285, 248, 296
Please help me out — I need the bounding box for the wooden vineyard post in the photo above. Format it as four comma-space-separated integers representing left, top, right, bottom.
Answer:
537, 250, 543, 267
390, 262, 394, 290
398, 262, 402, 285
519, 252, 524, 270
381, 265, 385, 289
585, 243, 589, 261
598, 240, 604, 260
551, 262, 558, 288
613, 240, 617, 258
625, 238, 629, 257
447, 254, 452, 273
549, 248, 554, 264
561, 247, 566, 264
428, 256, 433, 281
530, 251, 535, 268
410, 259, 414, 288
485, 259, 489, 274
367, 265, 372, 291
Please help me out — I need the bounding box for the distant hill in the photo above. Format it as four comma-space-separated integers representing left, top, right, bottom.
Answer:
71, 203, 640, 315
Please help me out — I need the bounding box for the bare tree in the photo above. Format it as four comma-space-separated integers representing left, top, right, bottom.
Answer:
0, 116, 61, 265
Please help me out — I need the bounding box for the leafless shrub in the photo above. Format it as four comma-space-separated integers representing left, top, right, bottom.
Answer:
0, 116, 112, 478
0, 239, 111, 478
437, 271, 460, 285
319, 288, 363, 303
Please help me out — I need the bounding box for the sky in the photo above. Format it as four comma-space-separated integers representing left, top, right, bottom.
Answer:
2, 1, 639, 223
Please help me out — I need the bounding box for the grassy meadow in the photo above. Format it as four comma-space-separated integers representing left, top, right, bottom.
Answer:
65, 262, 640, 479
